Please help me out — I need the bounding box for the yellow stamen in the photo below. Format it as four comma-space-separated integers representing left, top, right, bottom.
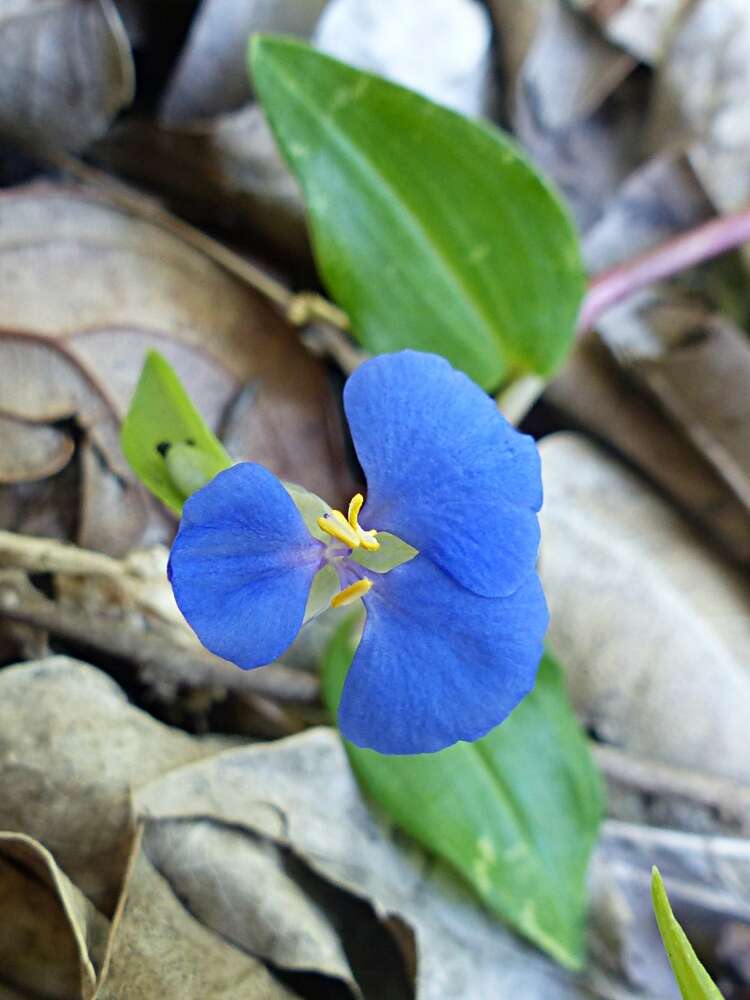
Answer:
347, 493, 380, 551
317, 494, 380, 551
331, 577, 373, 608
317, 509, 360, 548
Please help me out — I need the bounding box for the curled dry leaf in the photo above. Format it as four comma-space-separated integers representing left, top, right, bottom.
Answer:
0, 832, 109, 1000
0, 0, 134, 151
550, 153, 750, 562
570, 0, 689, 64
648, 0, 750, 222
134, 727, 641, 999
539, 433, 750, 782
507, 0, 644, 230
142, 819, 360, 994
160, 0, 327, 122
98, 835, 296, 1000
0, 656, 230, 913
93, 110, 310, 260
0, 413, 75, 484
0, 183, 353, 554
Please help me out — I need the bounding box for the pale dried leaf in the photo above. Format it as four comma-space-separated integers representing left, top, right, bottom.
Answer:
571, 0, 688, 64
92, 109, 309, 259
0, 414, 74, 484
511, 1, 645, 229
0, 183, 353, 551
98, 840, 297, 999
135, 727, 633, 999
580, 152, 750, 538
546, 331, 750, 564
160, 0, 327, 122
143, 819, 359, 992
648, 0, 750, 219
516, 0, 633, 131
627, 315, 750, 512
539, 433, 750, 781
0, 656, 230, 912
0, 0, 134, 151
0, 832, 109, 1000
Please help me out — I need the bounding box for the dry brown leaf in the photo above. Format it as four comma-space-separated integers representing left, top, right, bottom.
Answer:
143, 819, 360, 994
98, 835, 297, 1000
648, 0, 750, 219
0, 656, 230, 913
0, 832, 109, 1000
134, 727, 637, 999
625, 313, 750, 513
160, 0, 327, 122
546, 330, 750, 563
515, 0, 634, 131
506, 0, 645, 230
0, 0, 134, 151
0, 183, 353, 554
539, 432, 750, 781
0, 413, 75, 484
560, 156, 750, 561
571, 0, 689, 63
92, 110, 309, 259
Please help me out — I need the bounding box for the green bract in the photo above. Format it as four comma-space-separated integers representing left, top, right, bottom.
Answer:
250, 35, 585, 390
120, 351, 232, 513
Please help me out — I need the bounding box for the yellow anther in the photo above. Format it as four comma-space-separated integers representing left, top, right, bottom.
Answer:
347, 493, 380, 551
331, 577, 373, 608
317, 494, 379, 551
317, 509, 360, 548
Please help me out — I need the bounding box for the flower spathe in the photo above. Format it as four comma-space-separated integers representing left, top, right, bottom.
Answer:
168, 351, 548, 754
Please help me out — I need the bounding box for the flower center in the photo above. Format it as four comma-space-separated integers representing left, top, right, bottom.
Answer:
317, 493, 380, 551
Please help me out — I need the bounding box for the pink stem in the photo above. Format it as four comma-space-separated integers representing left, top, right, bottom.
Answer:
577, 204, 750, 333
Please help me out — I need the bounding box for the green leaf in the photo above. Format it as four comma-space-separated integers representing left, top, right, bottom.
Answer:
250, 35, 585, 390
322, 623, 603, 968
120, 351, 232, 513
652, 868, 725, 999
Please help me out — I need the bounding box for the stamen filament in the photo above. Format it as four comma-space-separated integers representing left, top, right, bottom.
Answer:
317, 494, 380, 551
347, 493, 380, 551
331, 577, 373, 608
317, 510, 360, 548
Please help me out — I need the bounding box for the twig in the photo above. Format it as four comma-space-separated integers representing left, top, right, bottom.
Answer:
594, 743, 750, 835
0, 569, 318, 704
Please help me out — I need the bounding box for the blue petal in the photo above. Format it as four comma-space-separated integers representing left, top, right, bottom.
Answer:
338, 556, 548, 754
168, 463, 323, 669
344, 351, 542, 598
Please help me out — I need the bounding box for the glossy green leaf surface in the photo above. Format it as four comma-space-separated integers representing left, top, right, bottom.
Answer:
652, 868, 725, 999
250, 36, 585, 390
120, 350, 232, 513
322, 622, 603, 968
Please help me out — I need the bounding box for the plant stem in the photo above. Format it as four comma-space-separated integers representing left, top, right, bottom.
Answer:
578, 204, 750, 333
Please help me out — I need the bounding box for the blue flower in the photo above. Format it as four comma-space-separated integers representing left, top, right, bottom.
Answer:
168, 351, 548, 754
